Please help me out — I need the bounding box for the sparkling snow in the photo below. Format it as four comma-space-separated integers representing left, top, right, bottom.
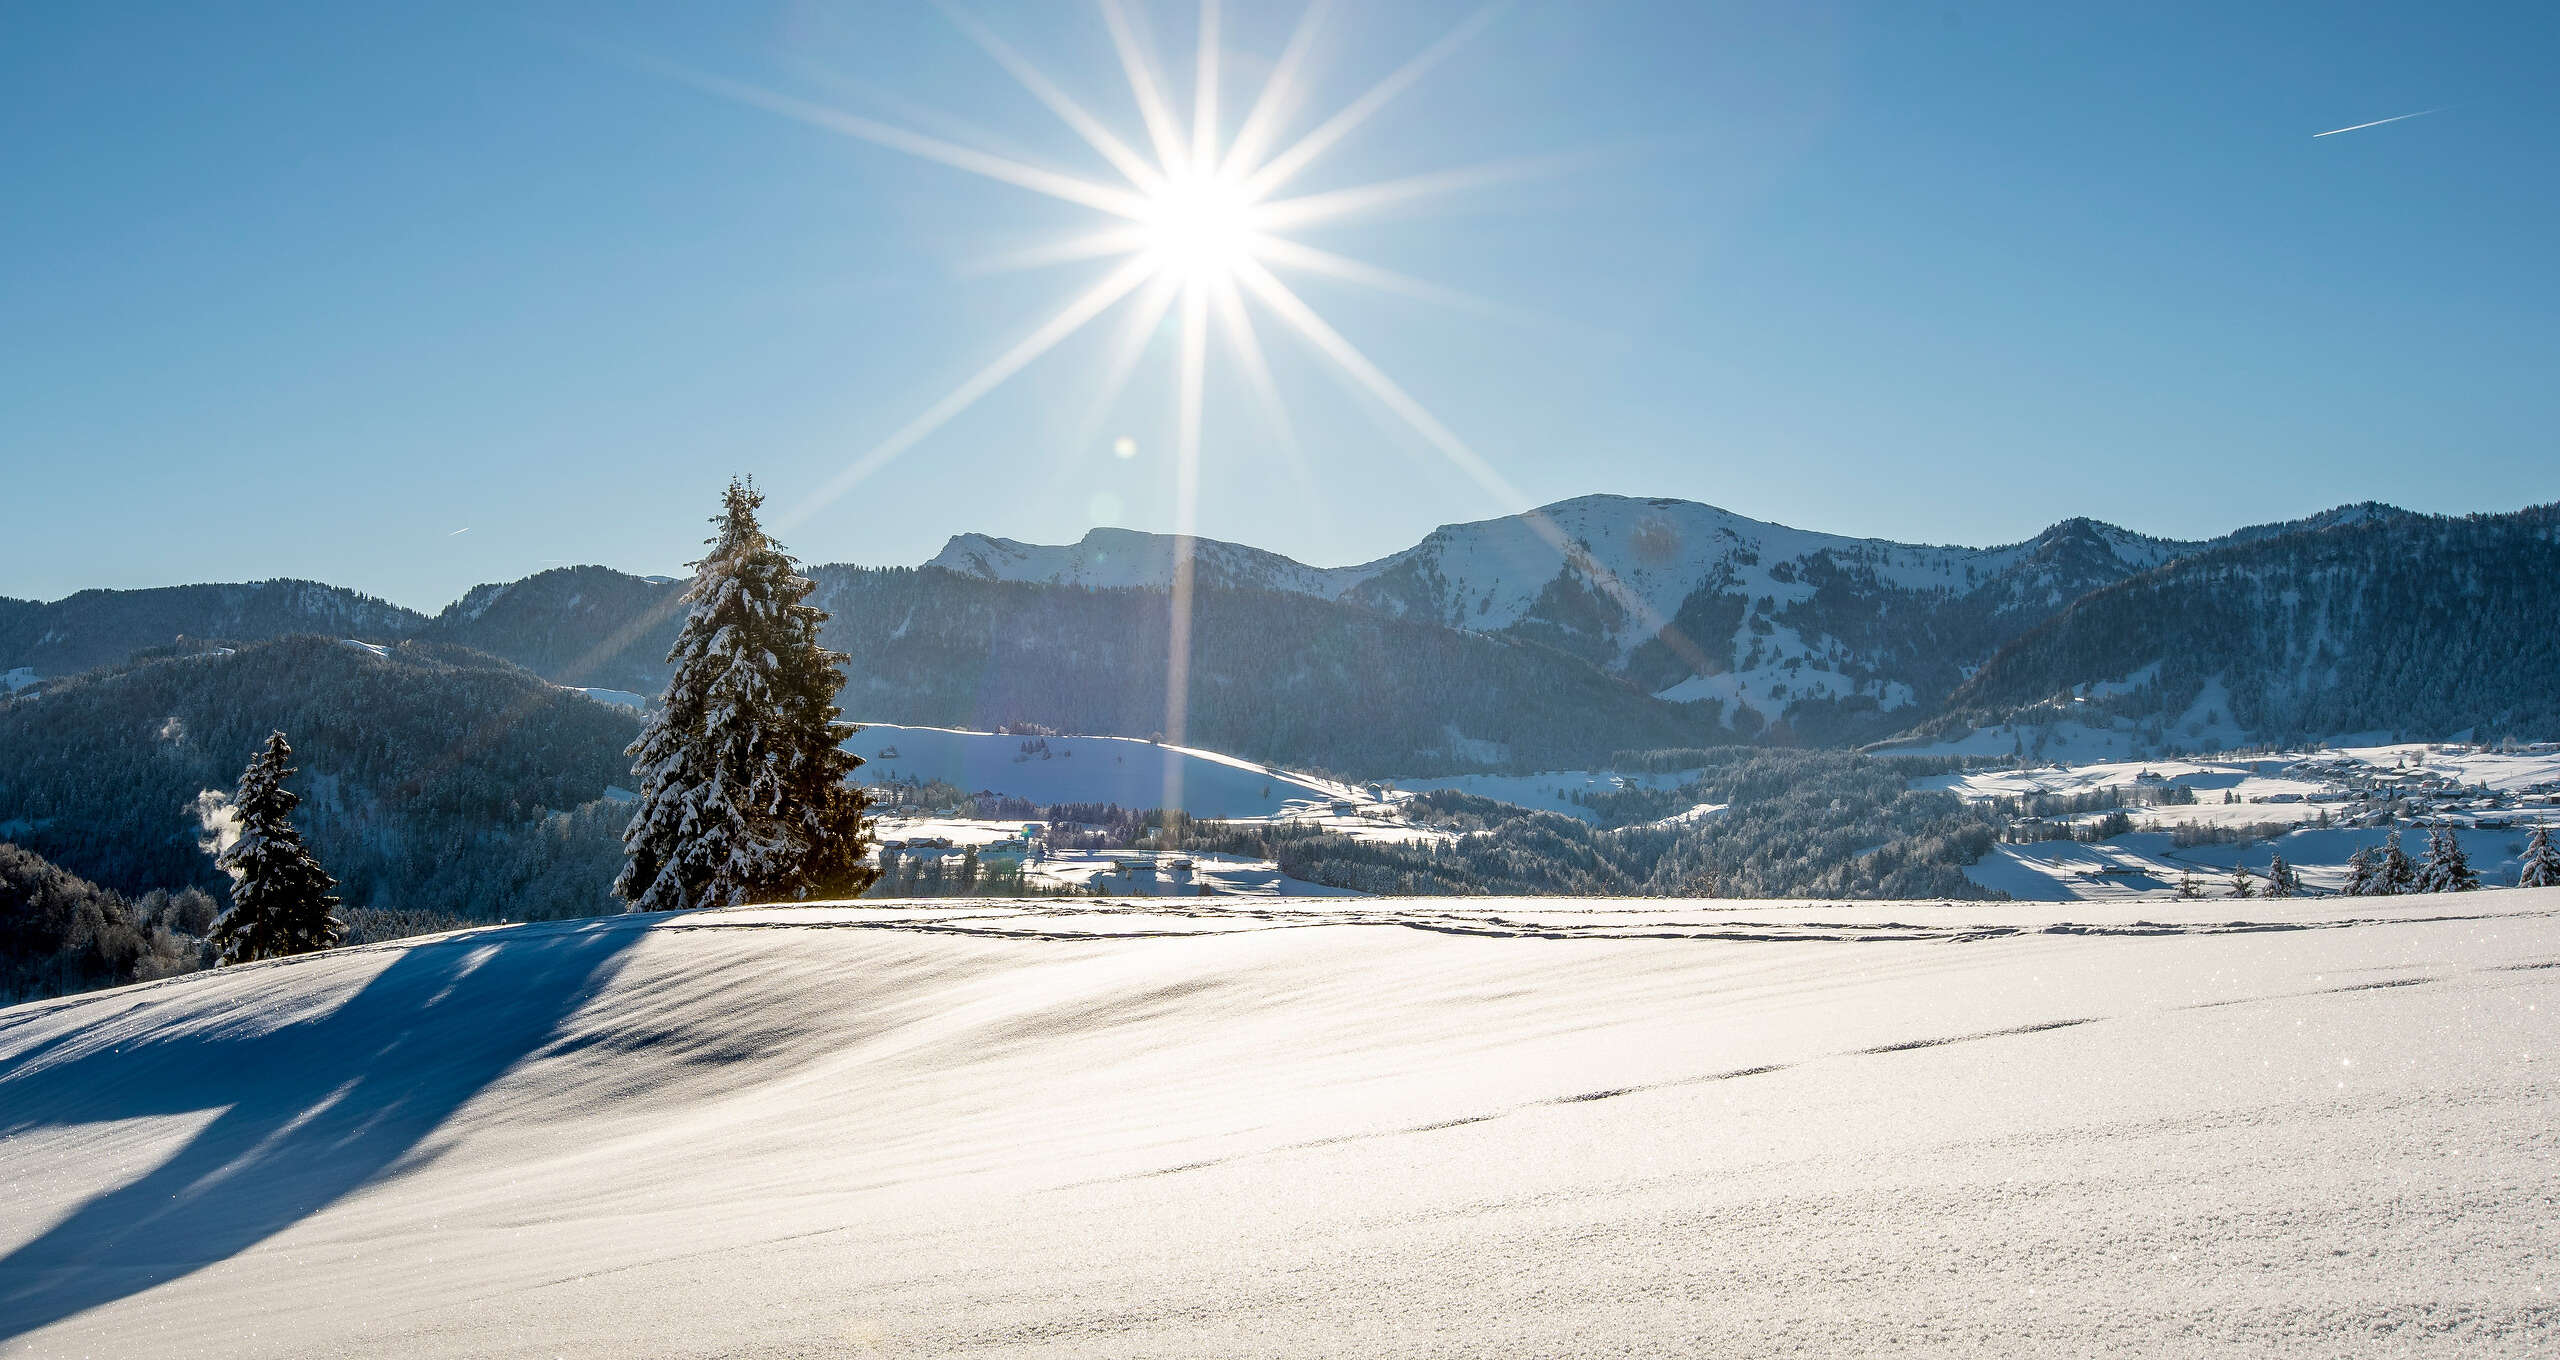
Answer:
4, 892, 2555, 1356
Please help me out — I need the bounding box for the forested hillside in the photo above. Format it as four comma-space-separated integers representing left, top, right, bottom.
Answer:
1932, 504, 2560, 748
811, 570, 1706, 775
418, 565, 686, 693
0, 842, 209, 1004
0, 580, 424, 681
0, 636, 637, 924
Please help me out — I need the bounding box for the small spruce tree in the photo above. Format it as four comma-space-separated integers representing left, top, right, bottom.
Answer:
2339, 845, 2375, 896
2520, 822, 2560, 889
2375, 829, 2418, 895
2264, 853, 2296, 898
207, 731, 346, 964
2415, 824, 2480, 893
618, 479, 878, 911
2175, 871, 2204, 900
2227, 865, 2255, 898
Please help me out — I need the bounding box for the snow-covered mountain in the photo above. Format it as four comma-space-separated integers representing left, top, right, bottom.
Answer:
927, 496, 2408, 741
928, 527, 1371, 597
5, 496, 2470, 762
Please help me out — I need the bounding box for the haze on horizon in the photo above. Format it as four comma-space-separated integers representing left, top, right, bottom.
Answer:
6, 0, 2556, 610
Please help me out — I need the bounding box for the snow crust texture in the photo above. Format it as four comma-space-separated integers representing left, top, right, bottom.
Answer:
3, 892, 2555, 1357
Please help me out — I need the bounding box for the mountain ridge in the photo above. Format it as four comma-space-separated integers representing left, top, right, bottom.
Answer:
10, 495, 2507, 768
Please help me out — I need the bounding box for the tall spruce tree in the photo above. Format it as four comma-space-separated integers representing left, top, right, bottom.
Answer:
2520, 822, 2560, 888
2339, 845, 2376, 896
207, 731, 345, 964
2415, 824, 2480, 894
618, 479, 876, 911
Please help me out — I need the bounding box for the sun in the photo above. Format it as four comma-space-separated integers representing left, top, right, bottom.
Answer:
1138, 172, 1259, 286
647, 0, 1691, 798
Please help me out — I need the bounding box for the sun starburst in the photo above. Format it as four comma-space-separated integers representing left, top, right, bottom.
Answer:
638, 0, 1716, 799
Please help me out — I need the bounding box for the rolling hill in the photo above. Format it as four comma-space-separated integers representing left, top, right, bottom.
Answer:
2, 891, 2551, 1355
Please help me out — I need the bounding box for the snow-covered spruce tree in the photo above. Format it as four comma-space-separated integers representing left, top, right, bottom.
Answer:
2264, 853, 2297, 898
2521, 822, 2560, 888
617, 479, 875, 912
207, 731, 345, 964
2416, 825, 2480, 894
2375, 829, 2418, 896
2339, 846, 2375, 896
2227, 865, 2254, 898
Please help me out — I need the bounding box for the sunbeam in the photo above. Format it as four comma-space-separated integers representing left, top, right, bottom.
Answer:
1234, 257, 1724, 681
1101, 0, 1193, 178
1069, 274, 1185, 459
779, 256, 1156, 531
1219, 0, 1332, 180
963, 226, 1153, 278
1191, 0, 1221, 172
937, 2, 1165, 192
1252, 152, 1581, 231
1162, 280, 1214, 813
638, 54, 1148, 219
1239, 4, 1503, 200
1250, 234, 1521, 323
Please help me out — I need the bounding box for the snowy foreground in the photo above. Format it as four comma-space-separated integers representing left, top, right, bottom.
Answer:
4, 895, 2556, 1357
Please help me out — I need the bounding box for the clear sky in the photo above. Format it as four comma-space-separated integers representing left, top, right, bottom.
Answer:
6, 1, 2555, 611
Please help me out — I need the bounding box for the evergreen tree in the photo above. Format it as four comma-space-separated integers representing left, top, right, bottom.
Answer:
206, 731, 345, 963
617, 479, 877, 912
2374, 829, 2418, 896
2415, 824, 2480, 893
2339, 845, 2375, 896
2521, 822, 2560, 889
2264, 853, 2296, 898
2175, 871, 2204, 900
2227, 864, 2255, 898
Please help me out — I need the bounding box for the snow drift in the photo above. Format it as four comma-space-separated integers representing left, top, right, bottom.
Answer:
3, 892, 2555, 1356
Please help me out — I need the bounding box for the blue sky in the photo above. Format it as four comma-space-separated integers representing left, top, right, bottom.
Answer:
5, 1, 2554, 610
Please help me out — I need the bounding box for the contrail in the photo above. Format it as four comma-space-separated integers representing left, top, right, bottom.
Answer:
448, 527, 471, 536
2313, 108, 2440, 138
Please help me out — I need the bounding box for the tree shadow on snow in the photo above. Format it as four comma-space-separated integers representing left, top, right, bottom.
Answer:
0, 916, 648, 1343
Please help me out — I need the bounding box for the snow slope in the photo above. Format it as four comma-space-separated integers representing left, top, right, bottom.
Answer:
4, 893, 2554, 1357
847, 722, 1351, 818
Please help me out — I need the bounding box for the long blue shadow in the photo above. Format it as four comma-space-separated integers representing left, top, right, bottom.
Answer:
0, 916, 647, 1342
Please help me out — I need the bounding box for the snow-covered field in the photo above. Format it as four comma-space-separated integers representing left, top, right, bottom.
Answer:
1924, 744, 2560, 900
5, 892, 2555, 1356
872, 817, 1361, 898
